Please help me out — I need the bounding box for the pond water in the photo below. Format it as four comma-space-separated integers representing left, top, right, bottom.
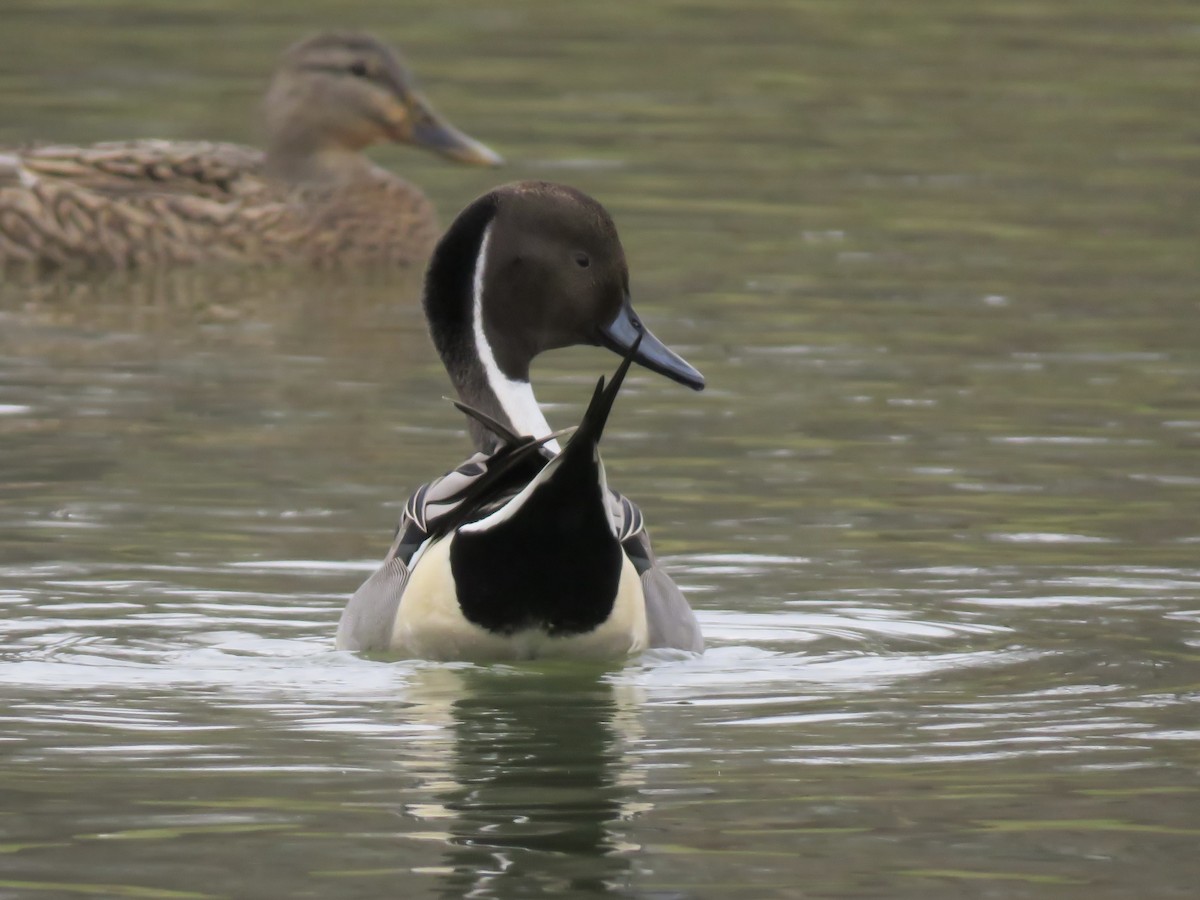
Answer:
2, 1, 1199, 898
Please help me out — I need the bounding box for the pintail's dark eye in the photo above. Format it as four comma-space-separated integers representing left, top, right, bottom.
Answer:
574, 253, 590, 268
349, 61, 369, 78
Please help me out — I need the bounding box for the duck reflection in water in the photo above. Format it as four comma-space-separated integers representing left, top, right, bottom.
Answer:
400, 666, 651, 898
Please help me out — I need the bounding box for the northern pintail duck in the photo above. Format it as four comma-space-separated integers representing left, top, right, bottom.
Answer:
0, 32, 500, 269
337, 181, 705, 660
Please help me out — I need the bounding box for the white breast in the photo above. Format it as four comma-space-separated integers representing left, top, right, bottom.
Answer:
389, 536, 648, 661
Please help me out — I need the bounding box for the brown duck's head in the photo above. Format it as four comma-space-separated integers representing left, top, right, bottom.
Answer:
263, 32, 501, 168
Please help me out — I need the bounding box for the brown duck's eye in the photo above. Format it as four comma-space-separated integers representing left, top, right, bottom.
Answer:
574, 253, 590, 268
349, 61, 369, 77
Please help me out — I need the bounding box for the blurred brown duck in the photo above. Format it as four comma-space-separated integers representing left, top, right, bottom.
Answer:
0, 32, 501, 268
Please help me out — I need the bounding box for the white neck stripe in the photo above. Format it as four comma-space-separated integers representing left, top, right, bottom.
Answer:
471, 224, 560, 451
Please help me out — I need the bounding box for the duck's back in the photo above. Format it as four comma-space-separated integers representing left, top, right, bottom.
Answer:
6, 141, 268, 197
0, 140, 437, 267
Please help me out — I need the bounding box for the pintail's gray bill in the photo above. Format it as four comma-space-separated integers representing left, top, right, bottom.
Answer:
599, 298, 705, 391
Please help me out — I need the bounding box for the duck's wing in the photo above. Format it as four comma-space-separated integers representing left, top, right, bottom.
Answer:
335, 530, 414, 653
611, 494, 704, 652
9, 141, 268, 198
641, 563, 704, 652
0, 141, 289, 267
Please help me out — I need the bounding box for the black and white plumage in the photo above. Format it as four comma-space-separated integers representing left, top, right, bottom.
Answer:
337, 181, 705, 660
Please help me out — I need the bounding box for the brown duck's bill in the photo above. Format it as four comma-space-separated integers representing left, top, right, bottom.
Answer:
598, 298, 705, 391
405, 92, 503, 166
